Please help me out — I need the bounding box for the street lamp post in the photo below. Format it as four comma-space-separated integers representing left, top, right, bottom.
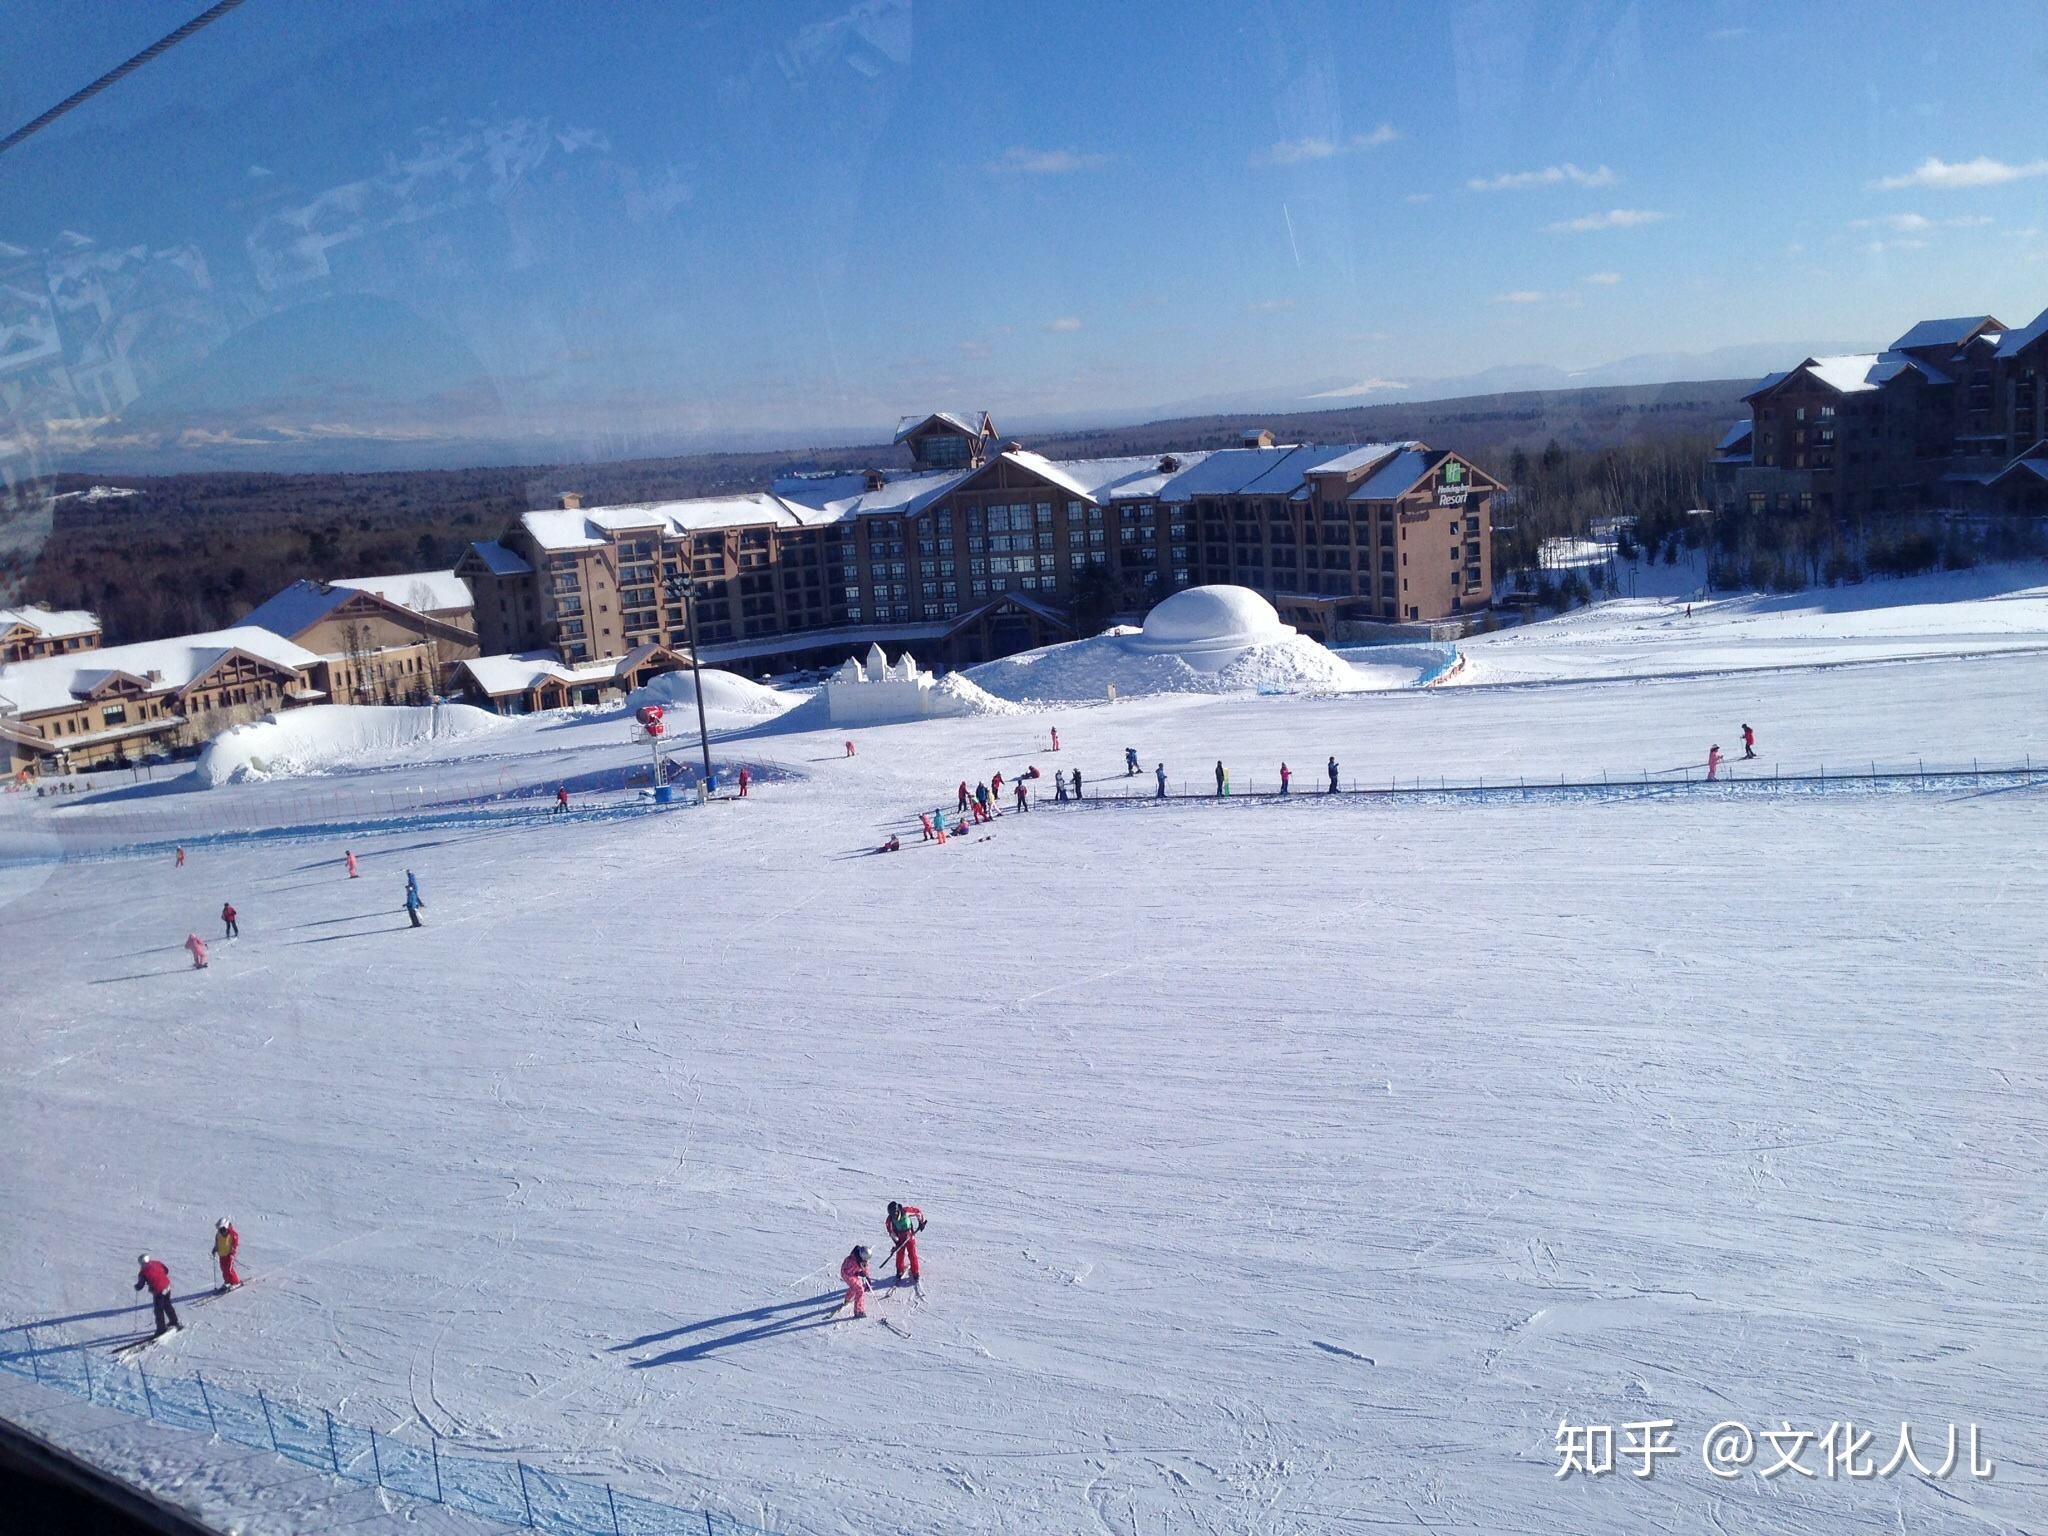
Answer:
663, 570, 716, 799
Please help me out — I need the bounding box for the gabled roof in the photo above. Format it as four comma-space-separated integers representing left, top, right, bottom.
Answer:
1716, 419, 1754, 452
458, 645, 684, 698
238, 581, 476, 648
0, 627, 316, 716
1988, 452, 2048, 488
1890, 315, 2002, 352
1306, 443, 1409, 477
892, 410, 989, 444
1994, 305, 2048, 360
1348, 448, 1436, 501
332, 570, 472, 614
1746, 351, 1946, 400
0, 604, 99, 641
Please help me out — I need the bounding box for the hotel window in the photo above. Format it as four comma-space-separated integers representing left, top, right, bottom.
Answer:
1069, 528, 1086, 546
1089, 528, 1105, 546
1036, 529, 1053, 550
942, 602, 958, 617
1088, 506, 1103, 522
1023, 575, 1040, 589
891, 562, 906, 577
1067, 501, 1083, 517
893, 605, 910, 620
103, 704, 127, 726
967, 509, 983, 532
846, 605, 862, 621
891, 582, 907, 599
972, 580, 988, 598
992, 556, 1013, 574
942, 580, 956, 598
988, 507, 1010, 531
991, 533, 1012, 552
1035, 503, 1052, 522
970, 559, 985, 576
938, 536, 953, 555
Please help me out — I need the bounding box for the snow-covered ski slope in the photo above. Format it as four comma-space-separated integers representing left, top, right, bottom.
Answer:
2, 574, 2046, 1535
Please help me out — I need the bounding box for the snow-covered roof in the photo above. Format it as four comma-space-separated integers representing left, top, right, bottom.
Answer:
999, 450, 1102, 504
1041, 453, 1218, 502
238, 581, 356, 637
459, 650, 633, 696
1988, 454, 2048, 488
1749, 352, 1946, 399
1716, 419, 1754, 452
1994, 305, 2048, 360
1348, 448, 1434, 501
332, 570, 472, 614
1306, 443, 1408, 477
465, 539, 533, 576
1742, 368, 1794, 401
520, 493, 819, 551
892, 410, 987, 444
0, 627, 316, 716
0, 604, 98, 640
1891, 316, 1999, 352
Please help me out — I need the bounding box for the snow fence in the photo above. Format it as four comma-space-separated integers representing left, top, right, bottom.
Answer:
1, 1329, 780, 1534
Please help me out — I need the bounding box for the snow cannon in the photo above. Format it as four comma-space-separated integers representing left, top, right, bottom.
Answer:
636, 703, 666, 737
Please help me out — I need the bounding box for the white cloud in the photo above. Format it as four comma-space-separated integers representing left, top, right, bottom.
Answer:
1872, 155, 2048, 191
1305, 378, 1409, 399
1848, 212, 1993, 233
1863, 238, 1930, 255
988, 147, 1110, 176
1257, 125, 1399, 167
1491, 289, 1551, 304
1583, 271, 1622, 285
1046, 316, 1083, 333
1467, 162, 1616, 193
1248, 298, 1297, 313
1404, 191, 1434, 204
1545, 208, 1671, 233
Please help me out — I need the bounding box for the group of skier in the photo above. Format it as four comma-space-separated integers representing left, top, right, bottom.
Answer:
839, 1200, 927, 1319
130, 1219, 241, 1342
1706, 723, 1759, 781
179, 854, 427, 968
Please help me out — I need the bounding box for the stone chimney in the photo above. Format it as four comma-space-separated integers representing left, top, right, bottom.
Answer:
559, 492, 584, 510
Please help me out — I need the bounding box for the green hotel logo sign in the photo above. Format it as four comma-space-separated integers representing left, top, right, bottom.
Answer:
1437, 459, 1470, 506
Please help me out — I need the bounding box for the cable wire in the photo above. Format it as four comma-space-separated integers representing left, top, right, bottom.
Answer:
0, 0, 251, 160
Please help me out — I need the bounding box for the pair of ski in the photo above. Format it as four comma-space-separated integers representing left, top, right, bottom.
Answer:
110, 1281, 242, 1355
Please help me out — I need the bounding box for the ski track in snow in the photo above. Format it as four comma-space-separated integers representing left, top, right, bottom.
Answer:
3, 581, 2048, 1534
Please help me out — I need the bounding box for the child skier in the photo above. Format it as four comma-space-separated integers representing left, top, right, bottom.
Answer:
175, 846, 186, 868
884, 1201, 927, 1285
957, 780, 970, 813
220, 901, 238, 939
1055, 774, 1068, 803
1279, 762, 1291, 796
1706, 744, 1723, 781
1327, 756, 1339, 793
919, 812, 936, 841
840, 1245, 872, 1317
738, 766, 751, 797
1014, 780, 1029, 813
1741, 724, 1756, 760
990, 770, 1004, 805
135, 1254, 180, 1336
345, 849, 359, 879
404, 877, 425, 928
1070, 767, 1082, 800
1214, 761, 1226, 797
212, 1217, 241, 1291
184, 934, 209, 970
1125, 748, 1139, 776
555, 784, 570, 814
844, 740, 857, 757
1050, 727, 1060, 752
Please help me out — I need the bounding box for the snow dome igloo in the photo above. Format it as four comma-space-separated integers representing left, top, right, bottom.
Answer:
1123, 584, 1296, 671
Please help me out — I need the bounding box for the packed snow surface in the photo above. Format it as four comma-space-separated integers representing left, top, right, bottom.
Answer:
2, 574, 2047, 1535
193, 703, 506, 786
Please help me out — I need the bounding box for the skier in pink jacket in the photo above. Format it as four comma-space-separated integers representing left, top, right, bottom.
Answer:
345, 849, 359, 879
1706, 744, 1723, 781
184, 933, 209, 969
839, 1245, 872, 1317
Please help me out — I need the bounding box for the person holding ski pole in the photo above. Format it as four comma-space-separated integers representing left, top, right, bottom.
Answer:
840, 1244, 873, 1318
1741, 724, 1756, 760
1706, 744, 1723, 781
135, 1254, 180, 1336
1279, 763, 1291, 797
884, 1201, 927, 1285
1155, 763, 1167, 799
1327, 756, 1339, 793
212, 1217, 241, 1291
404, 876, 425, 928
220, 901, 238, 939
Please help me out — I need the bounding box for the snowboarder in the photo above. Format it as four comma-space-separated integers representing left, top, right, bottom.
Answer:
877, 834, 902, 853
1125, 747, 1139, 776
1741, 724, 1756, 760
404, 878, 425, 928
1279, 762, 1291, 796
220, 901, 238, 939
1014, 780, 1029, 813
1214, 761, 1226, 797
345, 849, 359, 879
184, 934, 209, 970
554, 784, 570, 814
1155, 763, 1167, 799
175, 846, 185, 868
1327, 756, 1339, 793
957, 781, 970, 814
919, 812, 936, 841
1706, 744, 1723, 782
1070, 767, 1082, 800
884, 1200, 926, 1285
212, 1218, 241, 1291
1055, 773, 1069, 803
840, 1245, 872, 1317
738, 766, 752, 797
1050, 727, 1061, 752
135, 1254, 180, 1336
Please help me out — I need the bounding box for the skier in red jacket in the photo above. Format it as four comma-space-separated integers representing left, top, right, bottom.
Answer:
884, 1201, 927, 1284
212, 1218, 241, 1290
839, 1245, 872, 1317
220, 902, 238, 939
956, 780, 970, 814
990, 770, 1004, 806
737, 766, 751, 797
135, 1254, 180, 1336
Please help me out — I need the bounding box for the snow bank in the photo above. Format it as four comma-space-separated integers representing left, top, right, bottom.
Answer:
967, 630, 1367, 703
625, 668, 793, 717
195, 704, 506, 786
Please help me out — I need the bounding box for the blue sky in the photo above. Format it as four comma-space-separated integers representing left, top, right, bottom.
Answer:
2, 0, 2047, 470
